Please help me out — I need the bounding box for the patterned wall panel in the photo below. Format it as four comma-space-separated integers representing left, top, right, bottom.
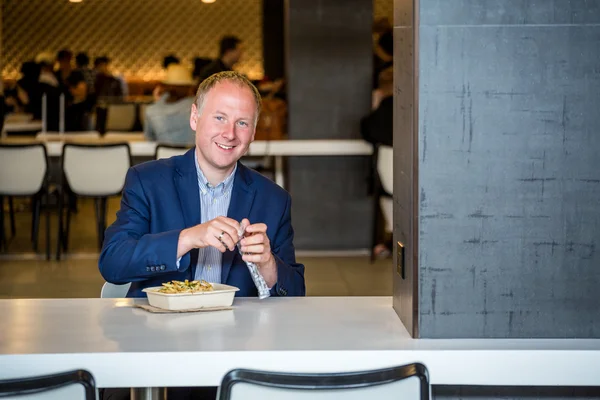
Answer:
374, 0, 393, 25
2, 0, 263, 81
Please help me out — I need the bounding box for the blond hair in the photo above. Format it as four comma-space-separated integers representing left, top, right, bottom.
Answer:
194, 71, 262, 126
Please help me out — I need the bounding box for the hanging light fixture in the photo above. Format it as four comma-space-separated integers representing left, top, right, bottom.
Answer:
201, 0, 216, 3
69, 0, 83, 3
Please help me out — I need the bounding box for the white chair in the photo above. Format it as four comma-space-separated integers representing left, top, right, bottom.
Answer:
56, 143, 131, 259
378, 145, 393, 233
370, 145, 393, 261
217, 364, 430, 400
105, 104, 136, 131
100, 282, 131, 298
155, 144, 191, 160
0, 369, 96, 399
0, 144, 51, 259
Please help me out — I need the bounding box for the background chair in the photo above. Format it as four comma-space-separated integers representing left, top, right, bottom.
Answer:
155, 144, 191, 160
56, 143, 131, 259
105, 104, 136, 132
100, 282, 131, 298
0, 144, 51, 259
0, 369, 96, 399
371, 145, 393, 261
218, 364, 429, 400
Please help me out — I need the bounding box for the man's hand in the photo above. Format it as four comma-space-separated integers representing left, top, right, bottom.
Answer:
177, 217, 241, 258
239, 218, 277, 287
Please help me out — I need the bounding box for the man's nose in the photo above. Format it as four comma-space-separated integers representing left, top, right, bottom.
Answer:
221, 122, 235, 140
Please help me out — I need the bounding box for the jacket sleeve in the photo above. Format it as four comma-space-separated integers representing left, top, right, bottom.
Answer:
269, 193, 306, 297
99, 167, 191, 284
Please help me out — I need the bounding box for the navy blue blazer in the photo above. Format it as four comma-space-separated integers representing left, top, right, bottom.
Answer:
99, 149, 305, 298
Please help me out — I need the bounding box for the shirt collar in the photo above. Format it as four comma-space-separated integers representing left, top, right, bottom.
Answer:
194, 148, 237, 196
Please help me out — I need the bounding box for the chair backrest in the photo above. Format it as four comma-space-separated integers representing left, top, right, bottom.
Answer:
155, 144, 191, 160
62, 143, 131, 196
100, 282, 131, 298
218, 364, 430, 400
0, 369, 96, 400
0, 144, 47, 196
105, 104, 136, 131
377, 145, 393, 195
139, 103, 148, 129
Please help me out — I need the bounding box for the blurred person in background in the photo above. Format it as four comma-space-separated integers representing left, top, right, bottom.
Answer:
35, 52, 61, 130
94, 56, 123, 103
55, 49, 73, 89
373, 29, 393, 89
192, 56, 212, 82
75, 52, 96, 96
163, 54, 180, 70
144, 64, 196, 145
197, 36, 243, 82
65, 71, 94, 131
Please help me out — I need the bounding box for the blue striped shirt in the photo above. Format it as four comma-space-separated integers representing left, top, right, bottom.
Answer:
193, 150, 237, 283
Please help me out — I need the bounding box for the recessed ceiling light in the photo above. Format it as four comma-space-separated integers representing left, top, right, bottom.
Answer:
69, 0, 83, 3
202, 0, 216, 3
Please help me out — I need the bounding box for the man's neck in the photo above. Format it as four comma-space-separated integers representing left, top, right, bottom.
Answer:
220, 56, 234, 69
196, 153, 235, 187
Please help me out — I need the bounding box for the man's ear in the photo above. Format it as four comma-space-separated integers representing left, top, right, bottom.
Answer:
190, 103, 198, 131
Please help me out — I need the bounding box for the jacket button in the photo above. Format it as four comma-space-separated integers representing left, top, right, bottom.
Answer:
150, 266, 156, 271
160, 265, 166, 270
146, 267, 150, 271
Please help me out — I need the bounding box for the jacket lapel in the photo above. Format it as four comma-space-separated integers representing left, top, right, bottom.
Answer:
174, 149, 201, 278
221, 163, 256, 283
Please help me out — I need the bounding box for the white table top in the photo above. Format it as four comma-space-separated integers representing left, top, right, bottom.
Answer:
1, 297, 599, 388
3, 133, 374, 157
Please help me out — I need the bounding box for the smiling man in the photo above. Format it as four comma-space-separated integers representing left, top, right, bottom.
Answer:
99, 71, 305, 299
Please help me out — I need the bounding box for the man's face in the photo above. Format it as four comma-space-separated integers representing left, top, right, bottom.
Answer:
190, 81, 257, 174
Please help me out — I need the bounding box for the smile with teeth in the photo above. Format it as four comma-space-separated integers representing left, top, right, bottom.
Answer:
216, 143, 235, 150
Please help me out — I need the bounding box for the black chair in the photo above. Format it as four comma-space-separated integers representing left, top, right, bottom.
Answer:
218, 363, 430, 400
0, 369, 96, 399
0, 143, 52, 259
56, 142, 131, 259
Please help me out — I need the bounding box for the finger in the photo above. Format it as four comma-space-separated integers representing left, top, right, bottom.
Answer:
242, 253, 268, 264
240, 244, 265, 255
216, 217, 242, 236
212, 221, 240, 246
208, 235, 228, 253
240, 218, 251, 232
245, 223, 267, 234
241, 233, 266, 246
210, 224, 237, 251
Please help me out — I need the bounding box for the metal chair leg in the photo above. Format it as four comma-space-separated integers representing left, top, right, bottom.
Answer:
55, 190, 64, 261
63, 193, 73, 252
8, 196, 16, 238
45, 189, 51, 261
0, 196, 5, 251
32, 194, 41, 252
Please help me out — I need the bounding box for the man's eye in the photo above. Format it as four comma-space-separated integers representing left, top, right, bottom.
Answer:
238, 121, 248, 127
215, 116, 224, 121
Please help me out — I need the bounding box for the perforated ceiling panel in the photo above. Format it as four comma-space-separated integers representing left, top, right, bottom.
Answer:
2, 0, 263, 81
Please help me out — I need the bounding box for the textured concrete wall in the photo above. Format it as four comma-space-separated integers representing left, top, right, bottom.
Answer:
286, 0, 374, 249
416, 0, 600, 339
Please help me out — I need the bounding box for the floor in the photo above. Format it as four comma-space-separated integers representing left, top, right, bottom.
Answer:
0, 197, 392, 299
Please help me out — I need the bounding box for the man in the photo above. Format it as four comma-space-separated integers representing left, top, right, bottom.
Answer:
144, 64, 196, 145
75, 52, 96, 95
55, 49, 73, 89
197, 36, 243, 82
99, 71, 305, 299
